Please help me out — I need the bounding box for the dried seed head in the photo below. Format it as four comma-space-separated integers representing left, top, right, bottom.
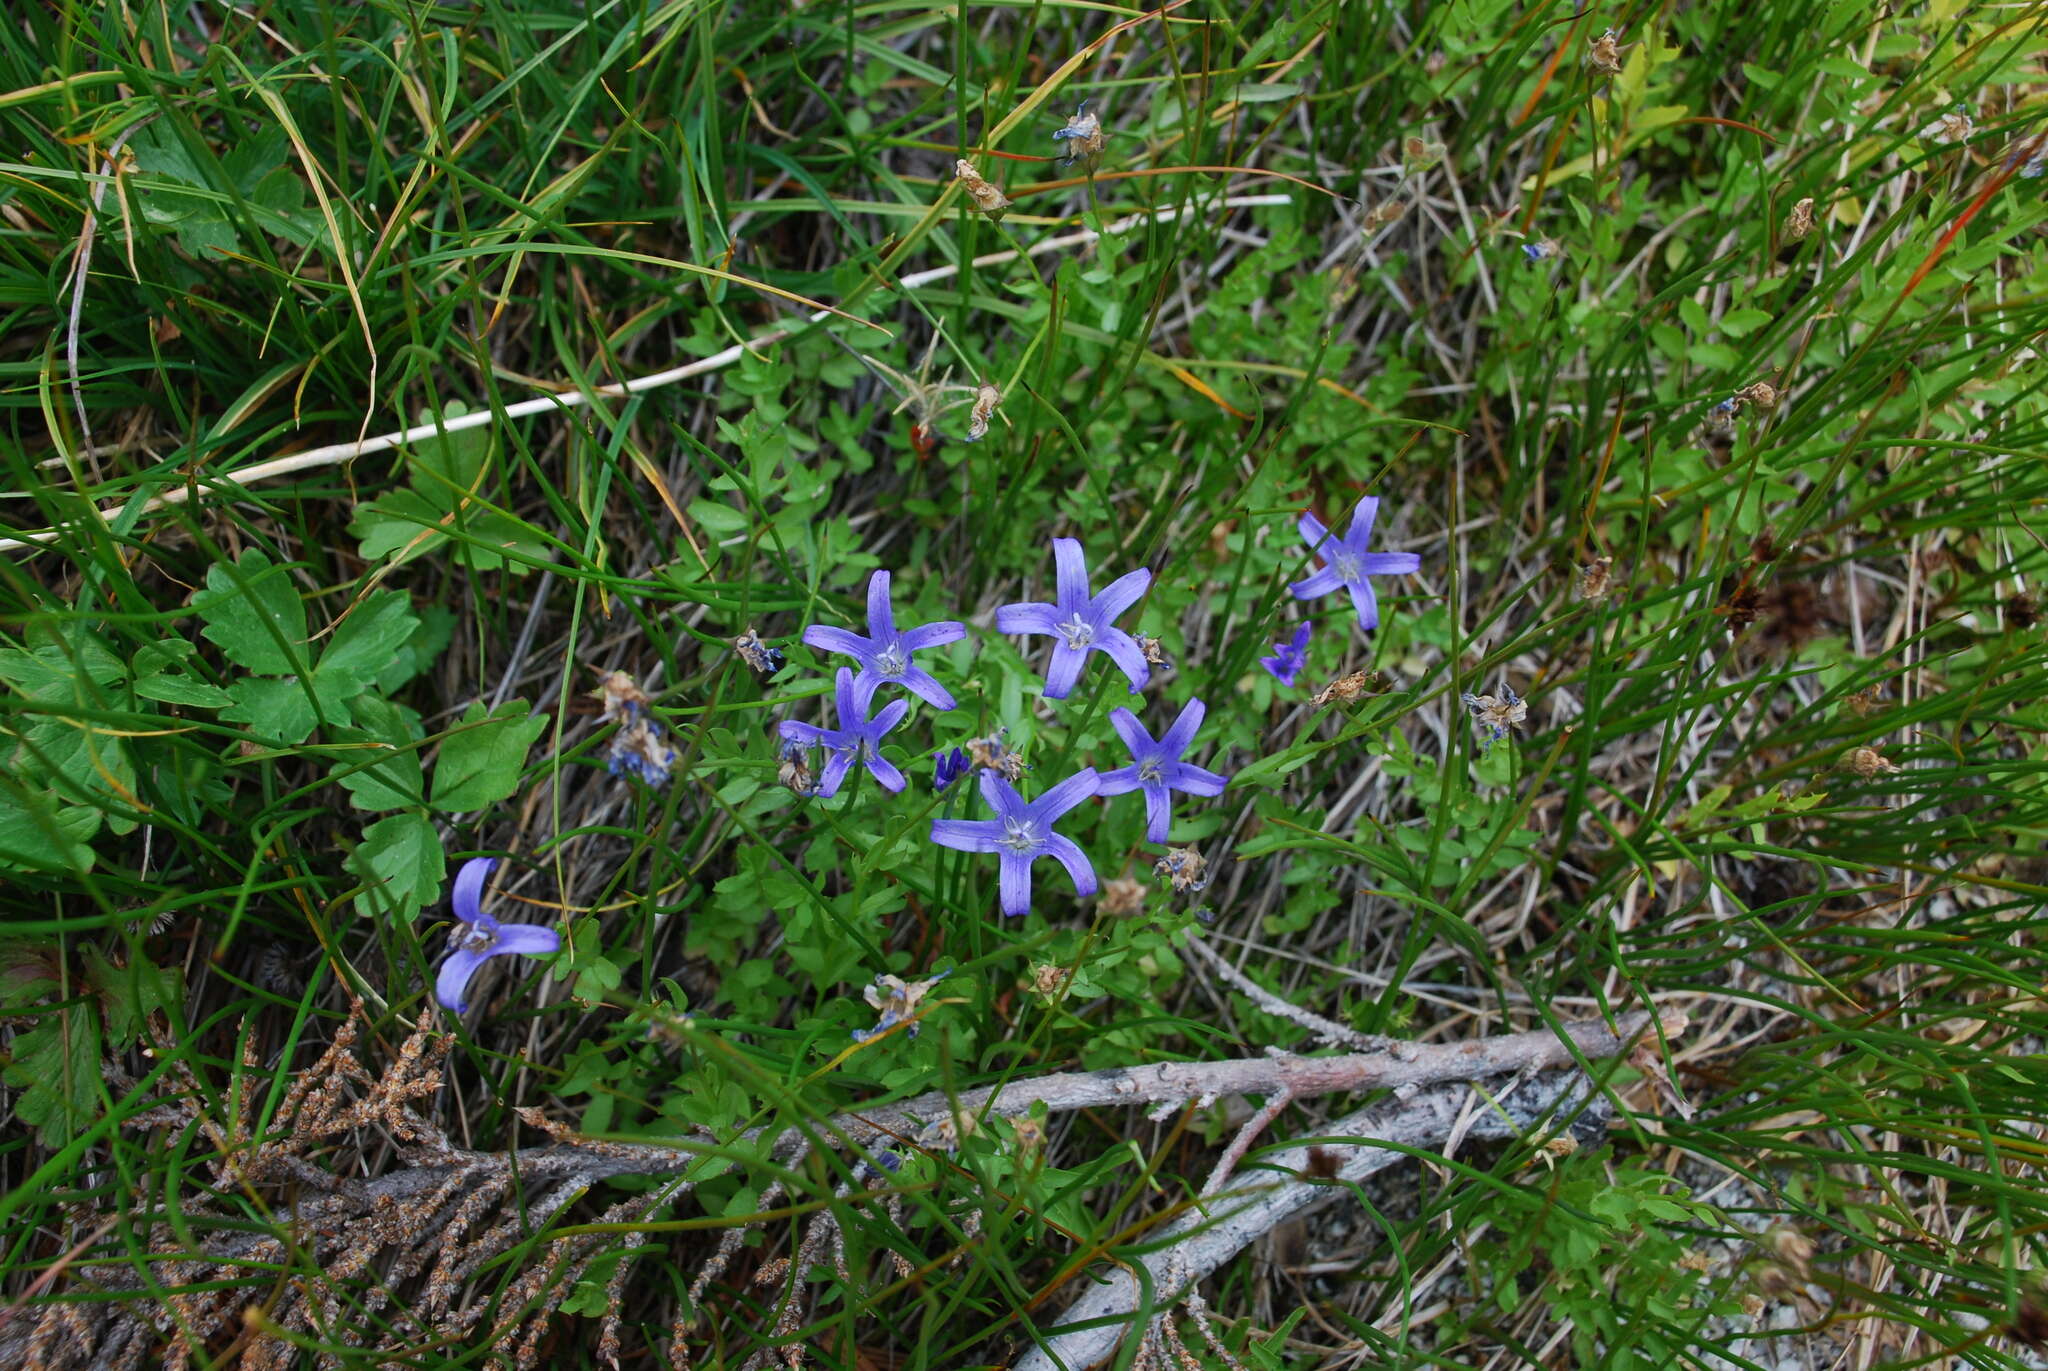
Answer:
1587, 28, 1624, 74
1009, 1115, 1045, 1154
1402, 135, 1445, 169
1844, 685, 1883, 717
965, 729, 1026, 781
1028, 962, 1071, 999
1154, 845, 1208, 893
1365, 198, 1406, 229
953, 160, 1012, 220
735, 628, 785, 674
1923, 110, 1974, 144
1721, 579, 1763, 630
1461, 686, 1528, 749
1301, 1145, 1342, 1179
1052, 103, 1107, 168
1312, 670, 1370, 707
1844, 745, 1897, 777
777, 739, 817, 796
593, 670, 652, 721
1736, 379, 1781, 410
1097, 876, 1146, 917
1783, 197, 1817, 242
2005, 592, 2039, 629
965, 382, 1001, 441
1577, 555, 1613, 602
1136, 634, 1170, 668
1764, 1224, 1815, 1278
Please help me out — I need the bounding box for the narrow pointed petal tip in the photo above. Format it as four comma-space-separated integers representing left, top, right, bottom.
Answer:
451, 857, 497, 924
996, 602, 1062, 636
493, 922, 564, 957
997, 852, 1034, 916
1344, 495, 1381, 544
435, 948, 489, 1013
1052, 538, 1090, 609
866, 569, 895, 640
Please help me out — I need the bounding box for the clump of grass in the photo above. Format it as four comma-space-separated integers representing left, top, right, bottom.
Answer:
5, 1, 2048, 1368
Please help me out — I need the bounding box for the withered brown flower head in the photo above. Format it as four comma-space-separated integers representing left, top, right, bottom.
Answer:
1783, 197, 1817, 242
1587, 27, 1624, 74
965, 382, 1001, 441
1097, 876, 1146, 917
1155, 845, 1209, 893
952, 160, 1012, 221
1577, 555, 1614, 602
965, 729, 1027, 782
1736, 379, 1781, 410
735, 628, 785, 674
1843, 745, 1897, 777
1312, 670, 1370, 707
1028, 962, 1071, 999
1721, 579, 1763, 631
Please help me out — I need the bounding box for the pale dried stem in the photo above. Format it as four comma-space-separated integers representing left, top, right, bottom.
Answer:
1199, 1089, 1292, 1197
0, 194, 1291, 555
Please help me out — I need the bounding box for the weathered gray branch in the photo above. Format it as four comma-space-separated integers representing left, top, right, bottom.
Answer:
523, 1007, 1676, 1183
1014, 1072, 1610, 1371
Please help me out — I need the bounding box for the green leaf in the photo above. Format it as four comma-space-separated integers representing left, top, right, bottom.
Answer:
349, 488, 450, 565
132, 671, 234, 708
1, 1009, 102, 1146
347, 412, 551, 573
0, 777, 98, 872
193, 550, 309, 677
317, 590, 419, 687
349, 811, 447, 920
82, 946, 181, 1046
12, 719, 138, 835
330, 695, 428, 812
1719, 307, 1774, 338
219, 674, 357, 745
431, 700, 550, 812
374, 606, 456, 694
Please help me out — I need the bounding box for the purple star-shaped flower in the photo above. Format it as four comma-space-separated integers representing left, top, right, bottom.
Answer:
778, 668, 911, 797
802, 569, 965, 710
435, 858, 562, 1014
1097, 699, 1230, 843
930, 769, 1101, 916
996, 538, 1152, 699
1260, 623, 1311, 687
1289, 496, 1422, 631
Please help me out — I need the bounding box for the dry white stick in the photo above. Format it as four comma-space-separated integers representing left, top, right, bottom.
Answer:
508, 1008, 1675, 1184
1014, 1072, 1607, 1371
1185, 934, 1386, 1050
1, 194, 1293, 555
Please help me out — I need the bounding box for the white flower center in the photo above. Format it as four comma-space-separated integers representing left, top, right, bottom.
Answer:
1056, 614, 1095, 649
998, 815, 1045, 852
873, 642, 907, 676
1139, 760, 1163, 783
454, 922, 497, 953
1334, 552, 1363, 583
